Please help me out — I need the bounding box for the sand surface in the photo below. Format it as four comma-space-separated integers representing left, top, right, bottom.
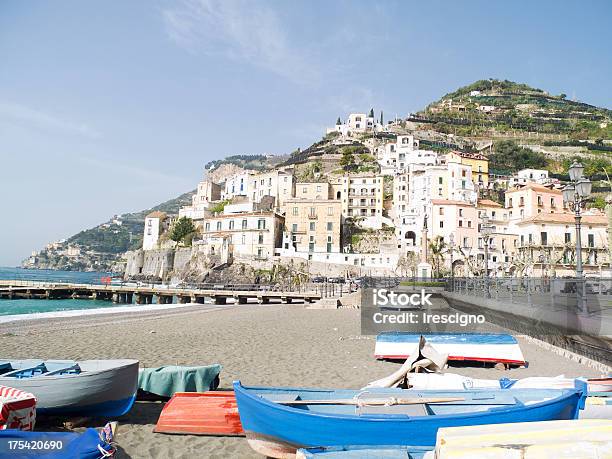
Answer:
0, 301, 604, 458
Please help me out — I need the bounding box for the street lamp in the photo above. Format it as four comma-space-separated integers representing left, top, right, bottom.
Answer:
480, 211, 493, 297
562, 162, 592, 313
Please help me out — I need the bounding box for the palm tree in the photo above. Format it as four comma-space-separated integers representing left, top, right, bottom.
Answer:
428, 237, 447, 278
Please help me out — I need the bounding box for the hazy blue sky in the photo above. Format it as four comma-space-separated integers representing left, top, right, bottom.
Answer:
1, 0, 611, 266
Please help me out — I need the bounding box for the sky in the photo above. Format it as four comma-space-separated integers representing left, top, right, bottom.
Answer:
0, 0, 611, 266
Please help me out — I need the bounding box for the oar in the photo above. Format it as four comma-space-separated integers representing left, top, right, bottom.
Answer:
278, 397, 464, 406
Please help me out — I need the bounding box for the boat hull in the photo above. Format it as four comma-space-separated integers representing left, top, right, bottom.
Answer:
234, 381, 584, 457
0, 359, 139, 417
375, 333, 526, 365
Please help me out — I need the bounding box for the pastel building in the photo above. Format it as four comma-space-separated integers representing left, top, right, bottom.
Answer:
281, 199, 342, 254
197, 211, 284, 261
505, 183, 563, 222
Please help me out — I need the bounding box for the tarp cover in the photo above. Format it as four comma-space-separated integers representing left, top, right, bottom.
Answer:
138, 364, 222, 398
0, 427, 114, 458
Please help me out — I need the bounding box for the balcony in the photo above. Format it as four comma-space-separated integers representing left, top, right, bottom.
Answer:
307, 213, 318, 220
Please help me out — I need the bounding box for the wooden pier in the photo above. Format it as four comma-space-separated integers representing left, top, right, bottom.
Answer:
0, 280, 320, 305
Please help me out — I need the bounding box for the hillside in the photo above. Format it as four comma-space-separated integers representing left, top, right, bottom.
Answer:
417, 79, 612, 140
23, 191, 194, 272
23, 78, 612, 271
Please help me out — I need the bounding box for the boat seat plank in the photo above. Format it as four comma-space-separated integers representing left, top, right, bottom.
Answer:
2, 363, 47, 378
43, 364, 81, 376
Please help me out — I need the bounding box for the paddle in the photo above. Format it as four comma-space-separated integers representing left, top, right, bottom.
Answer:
277, 397, 465, 406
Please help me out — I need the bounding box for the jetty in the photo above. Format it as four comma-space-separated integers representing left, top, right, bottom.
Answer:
0, 280, 320, 305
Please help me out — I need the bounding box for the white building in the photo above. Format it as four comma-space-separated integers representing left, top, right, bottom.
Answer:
222, 172, 252, 201
180, 180, 222, 220
326, 111, 384, 137
249, 169, 295, 208
377, 135, 437, 174
511, 169, 550, 186
143, 211, 170, 250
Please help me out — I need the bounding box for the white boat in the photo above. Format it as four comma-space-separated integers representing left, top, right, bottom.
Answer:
0, 359, 138, 417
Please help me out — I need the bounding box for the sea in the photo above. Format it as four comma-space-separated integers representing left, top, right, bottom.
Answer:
0, 267, 125, 318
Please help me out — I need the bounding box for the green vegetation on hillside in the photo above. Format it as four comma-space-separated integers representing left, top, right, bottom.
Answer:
489, 141, 548, 174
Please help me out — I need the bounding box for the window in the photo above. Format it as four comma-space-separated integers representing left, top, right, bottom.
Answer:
242, 219, 247, 229
258, 219, 265, 229
302, 187, 307, 194
438, 177, 443, 184
459, 220, 463, 227
257, 248, 264, 258
241, 234, 246, 244
258, 233, 264, 244
327, 236, 332, 253
519, 197, 524, 206
292, 207, 298, 216
467, 220, 472, 228
316, 185, 321, 192
463, 237, 468, 248
588, 234, 594, 247
327, 222, 333, 231
541, 232, 547, 245
565, 232, 571, 243
327, 206, 334, 216
509, 198, 513, 207
291, 223, 297, 232
229, 220, 234, 230
459, 209, 463, 217
551, 197, 555, 208
216, 221, 222, 231
309, 222, 315, 231
439, 208, 444, 215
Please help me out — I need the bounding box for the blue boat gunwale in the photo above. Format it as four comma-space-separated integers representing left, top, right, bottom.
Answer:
233, 380, 586, 423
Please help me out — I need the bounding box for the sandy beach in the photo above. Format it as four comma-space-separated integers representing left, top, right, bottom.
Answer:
0, 301, 605, 458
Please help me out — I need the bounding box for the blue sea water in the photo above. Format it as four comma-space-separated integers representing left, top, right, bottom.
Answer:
0, 267, 124, 316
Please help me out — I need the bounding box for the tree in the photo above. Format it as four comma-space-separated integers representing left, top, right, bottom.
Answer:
169, 217, 196, 245
428, 237, 447, 278
489, 140, 548, 173
368, 108, 374, 118
336, 117, 342, 125
379, 111, 384, 125
340, 148, 356, 171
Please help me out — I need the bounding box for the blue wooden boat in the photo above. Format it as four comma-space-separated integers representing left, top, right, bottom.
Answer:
233, 380, 586, 458
0, 421, 116, 458
0, 359, 139, 417
297, 445, 432, 458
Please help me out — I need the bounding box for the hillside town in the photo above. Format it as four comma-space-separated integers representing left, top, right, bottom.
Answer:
126, 109, 611, 283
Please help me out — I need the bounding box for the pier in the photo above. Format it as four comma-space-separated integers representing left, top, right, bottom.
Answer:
0, 280, 321, 305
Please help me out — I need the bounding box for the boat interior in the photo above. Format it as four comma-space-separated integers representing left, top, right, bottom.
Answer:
0, 360, 82, 378
254, 387, 568, 416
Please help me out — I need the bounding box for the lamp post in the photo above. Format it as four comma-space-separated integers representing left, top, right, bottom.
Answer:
562, 162, 592, 313
449, 233, 455, 292
480, 211, 493, 297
